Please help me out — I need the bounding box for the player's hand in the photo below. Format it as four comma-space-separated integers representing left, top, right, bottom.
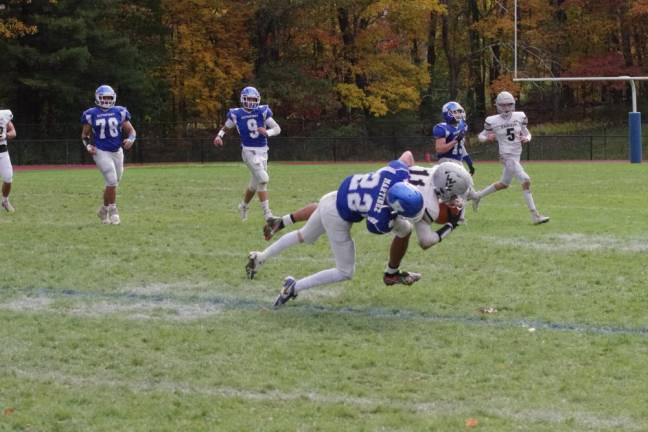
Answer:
519, 134, 530, 143
86, 144, 97, 156
487, 132, 496, 141
468, 165, 475, 176
256, 127, 268, 137
122, 138, 134, 150
447, 210, 461, 228
213, 136, 224, 147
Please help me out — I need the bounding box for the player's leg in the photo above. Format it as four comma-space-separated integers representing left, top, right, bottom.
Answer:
264, 202, 318, 241
472, 159, 511, 212
106, 150, 124, 224
93, 150, 118, 224
243, 147, 273, 221
273, 192, 353, 306
0, 155, 15, 212
383, 219, 421, 285
248, 198, 326, 279
515, 163, 549, 224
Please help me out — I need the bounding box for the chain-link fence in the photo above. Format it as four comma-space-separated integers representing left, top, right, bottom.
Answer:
7, 133, 645, 165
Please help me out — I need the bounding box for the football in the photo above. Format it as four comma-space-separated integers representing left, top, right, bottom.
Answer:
435, 202, 462, 225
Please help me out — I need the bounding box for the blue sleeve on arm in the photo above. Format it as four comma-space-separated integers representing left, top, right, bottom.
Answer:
463, 155, 473, 166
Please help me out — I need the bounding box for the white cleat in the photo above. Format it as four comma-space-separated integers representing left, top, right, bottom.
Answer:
108, 206, 121, 225
97, 206, 110, 224
2, 199, 15, 213
238, 202, 249, 221
245, 251, 264, 279
532, 213, 550, 225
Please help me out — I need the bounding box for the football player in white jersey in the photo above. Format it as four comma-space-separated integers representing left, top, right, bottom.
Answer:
471, 91, 550, 225
0, 109, 17, 212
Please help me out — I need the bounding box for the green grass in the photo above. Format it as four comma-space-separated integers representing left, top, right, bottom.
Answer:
1, 161, 647, 431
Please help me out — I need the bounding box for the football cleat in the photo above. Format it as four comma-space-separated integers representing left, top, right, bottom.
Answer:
108, 206, 120, 225
245, 251, 263, 279
97, 206, 110, 224
238, 202, 249, 222
273, 276, 298, 307
383, 271, 422, 286
532, 213, 550, 225
2, 199, 15, 213
263, 216, 284, 241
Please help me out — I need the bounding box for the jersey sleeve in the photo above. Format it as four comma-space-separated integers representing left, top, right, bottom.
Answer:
226, 109, 237, 123
432, 124, 448, 139
80, 109, 92, 125
366, 213, 393, 235
119, 106, 132, 123
262, 105, 273, 119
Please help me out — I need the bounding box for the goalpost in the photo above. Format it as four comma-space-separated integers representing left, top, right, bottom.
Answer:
512, 0, 647, 163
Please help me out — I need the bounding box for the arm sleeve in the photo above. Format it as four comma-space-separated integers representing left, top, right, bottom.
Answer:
520, 114, 531, 142
477, 120, 492, 142
223, 118, 235, 129
265, 117, 281, 137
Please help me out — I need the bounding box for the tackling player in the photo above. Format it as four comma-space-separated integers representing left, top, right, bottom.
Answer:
213, 86, 281, 223
81, 85, 136, 225
245, 152, 425, 307
471, 91, 549, 225
0, 109, 17, 212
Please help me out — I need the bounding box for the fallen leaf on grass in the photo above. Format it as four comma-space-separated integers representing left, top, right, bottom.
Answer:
465, 417, 479, 427
3, 407, 16, 416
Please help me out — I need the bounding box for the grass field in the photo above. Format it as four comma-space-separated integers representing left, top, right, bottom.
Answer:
1, 160, 647, 431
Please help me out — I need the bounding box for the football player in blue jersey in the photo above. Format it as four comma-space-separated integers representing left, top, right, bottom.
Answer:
0, 109, 17, 212
81, 85, 136, 225
433, 101, 475, 175
245, 151, 425, 307
213, 86, 281, 223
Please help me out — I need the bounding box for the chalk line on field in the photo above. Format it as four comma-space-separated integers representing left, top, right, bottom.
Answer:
6, 366, 645, 431
1, 287, 647, 337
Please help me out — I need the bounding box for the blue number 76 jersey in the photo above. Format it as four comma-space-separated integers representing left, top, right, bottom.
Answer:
335, 160, 410, 234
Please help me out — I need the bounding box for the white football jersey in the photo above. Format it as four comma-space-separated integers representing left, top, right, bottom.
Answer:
483, 111, 530, 157
0, 110, 13, 145
407, 165, 441, 224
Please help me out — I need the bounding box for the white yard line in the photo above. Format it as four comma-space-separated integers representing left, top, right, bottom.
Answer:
7, 366, 644, 430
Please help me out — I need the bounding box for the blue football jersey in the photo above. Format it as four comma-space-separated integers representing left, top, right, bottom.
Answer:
336, 160, 410, 234
227, 105, 274, 148
81, 106, 131, 152
433, 120, 467, 161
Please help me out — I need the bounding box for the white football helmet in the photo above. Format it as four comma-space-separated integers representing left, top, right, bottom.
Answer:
495, 91, 515, 117
432, 162, 473, 205
95, 85, 116, 109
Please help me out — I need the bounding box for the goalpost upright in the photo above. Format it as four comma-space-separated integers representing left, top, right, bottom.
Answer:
513, 0, 647, 163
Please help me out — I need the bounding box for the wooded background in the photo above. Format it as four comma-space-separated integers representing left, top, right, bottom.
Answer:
1, 0, 646, 158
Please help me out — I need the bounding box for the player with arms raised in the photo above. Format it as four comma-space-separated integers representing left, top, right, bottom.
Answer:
471, 91, 549, 225
213, 86, 281, 223
81, 85, 136, 225
0, 108, 17, 212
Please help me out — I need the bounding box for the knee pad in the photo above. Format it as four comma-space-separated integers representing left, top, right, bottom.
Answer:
247, 179, 258, 192
1, 175, 12, 184
255, 169, 269, 184
337, 263, 355, 280
256, 182, 268, 192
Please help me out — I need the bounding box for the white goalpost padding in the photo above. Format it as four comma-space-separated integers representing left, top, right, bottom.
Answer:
512, 0, 646, 163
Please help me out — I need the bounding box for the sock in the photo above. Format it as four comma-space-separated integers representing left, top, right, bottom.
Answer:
260, 200, 272, 217
293, 268, 349, 294
108, 204, 116, 210
477, 184, 498, 198
384, 264, 399, 275
258, 230, 300, 262
2, 197, 8, 203
282, 214, 293, 227
523, 190, 537, 212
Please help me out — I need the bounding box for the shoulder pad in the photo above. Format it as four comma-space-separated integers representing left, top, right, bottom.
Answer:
0, 110, 13, 122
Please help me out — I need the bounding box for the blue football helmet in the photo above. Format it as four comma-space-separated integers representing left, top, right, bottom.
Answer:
442, 101, 465, 124
240, 86, 261, 110
95, 85, 116, 109
387, 182, 424, 219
